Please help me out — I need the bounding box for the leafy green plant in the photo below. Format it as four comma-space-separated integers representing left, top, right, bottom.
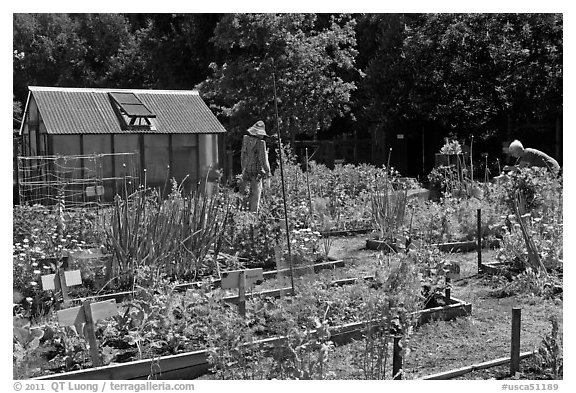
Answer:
102, 181, 229, 287
533, 316, 563, 379
355, 255, 421, 379
371, 186, 407, 242
498, 167, 562, 214
268, 319, 334, 380
407, 244, 453, 305
13, 316, 44, 378
497, 268, 562, 299
497, 210, 563, 274
427, 165, 470, 196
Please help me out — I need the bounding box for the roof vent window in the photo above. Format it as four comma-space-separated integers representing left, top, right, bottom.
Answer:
109, 92, 156, 130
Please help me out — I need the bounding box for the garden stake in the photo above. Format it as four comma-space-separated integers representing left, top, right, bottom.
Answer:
56, 299, 118, 369
306, 147, 313, 222
511, 307, 522, 376
444, 277, 451, 304
82, 300, 102, 367
220, 268, 263, 315
393, 335, 403, 380
484, 154, 490, 184
477, 208, 482, 273
272, 67, 295, 294
57, 267, 70, 307
470, 135, 474, 182
386, 148, 392, 177
238, 270, 246, 317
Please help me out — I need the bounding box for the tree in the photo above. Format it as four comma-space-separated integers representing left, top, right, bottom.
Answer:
364, 13, 563, 141
198, 13, 358, 144
133, 14, 223, 89
13, 13, 135, 105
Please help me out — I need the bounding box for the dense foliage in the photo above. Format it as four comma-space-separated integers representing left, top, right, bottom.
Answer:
13, 13, 562, 159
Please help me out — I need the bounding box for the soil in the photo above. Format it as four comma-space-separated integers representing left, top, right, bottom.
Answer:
324, 235, 563, 380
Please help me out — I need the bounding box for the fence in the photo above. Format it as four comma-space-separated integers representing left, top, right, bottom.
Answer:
17, 152, 140, 209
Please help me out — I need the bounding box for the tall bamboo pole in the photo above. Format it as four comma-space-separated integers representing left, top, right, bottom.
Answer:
272, 69, 295, 294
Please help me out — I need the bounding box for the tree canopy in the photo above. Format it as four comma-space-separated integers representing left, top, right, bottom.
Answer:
13, 13, 562, 161
198, 13, 357, 142
359, 13, 562, 141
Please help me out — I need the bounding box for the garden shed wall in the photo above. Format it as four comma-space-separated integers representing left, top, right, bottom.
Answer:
18, 87, 226, 204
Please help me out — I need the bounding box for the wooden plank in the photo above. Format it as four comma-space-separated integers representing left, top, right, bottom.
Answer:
58, 268, 70, 306
481, 262, 510, 276
82, 300, 102, 367
238, 271, 246, 317
221, 268, 263, 289
511, 308, 522, 375
477, 208, 482, 271
433, 241, 478, 253
222, 287, 294, 305
320, 228, 374, 237
421, 352, 534, 380
69, 248, 105, 260
393, 336, 403, 379
415, 297, 472, 326
34, 348, 210, 380
57, 299, 118, 327
75, 259, 343, 305
170, 259, 345, 291
41, 270, 82, 291
263, 259, 345, 280
36, 296, 473, 381
331, 276, 374, 287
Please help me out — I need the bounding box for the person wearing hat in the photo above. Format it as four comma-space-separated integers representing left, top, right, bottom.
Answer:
503, 140, 560, 175
241, 120, 272, 212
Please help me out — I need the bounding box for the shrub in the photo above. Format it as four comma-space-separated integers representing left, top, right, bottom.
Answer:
497, 167, 562, 214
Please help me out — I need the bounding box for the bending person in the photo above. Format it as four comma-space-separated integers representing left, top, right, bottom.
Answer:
503, 140, 560, 174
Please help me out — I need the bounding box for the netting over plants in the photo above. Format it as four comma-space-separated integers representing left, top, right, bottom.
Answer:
17, 153, 140, 209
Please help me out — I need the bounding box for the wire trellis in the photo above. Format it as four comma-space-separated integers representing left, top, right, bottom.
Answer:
17, 152, 140, 210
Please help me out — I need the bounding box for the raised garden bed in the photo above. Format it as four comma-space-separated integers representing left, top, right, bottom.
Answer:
69, 259, 345, 305
34, 295, 472, 380
321, 228, 374, 237
480, 261, 510, 277
433, 239, 501, 253
420, 351, 534, 380
365, 239, 398, 252
366, 238, 500, 253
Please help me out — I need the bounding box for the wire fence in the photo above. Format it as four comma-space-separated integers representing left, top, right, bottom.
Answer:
17, 152, 140, 210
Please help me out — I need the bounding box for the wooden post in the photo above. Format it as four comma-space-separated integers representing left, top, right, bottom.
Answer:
57, 267, 70, 307
393, 335, 403, 380
238, 270, 246, 317
510, 307, 521, 376
445, 277, 451, 304
82, 300, 102, 367
305, 148, 313, 222
477, 208, 482, 272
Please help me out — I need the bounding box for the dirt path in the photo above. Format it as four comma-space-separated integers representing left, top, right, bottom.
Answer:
325, 235, 563, 380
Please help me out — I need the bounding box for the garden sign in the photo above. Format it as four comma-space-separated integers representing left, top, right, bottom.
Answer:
221, 268, 263, 317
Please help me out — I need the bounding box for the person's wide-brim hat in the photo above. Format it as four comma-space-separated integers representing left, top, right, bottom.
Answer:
247, 120, 267, 137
